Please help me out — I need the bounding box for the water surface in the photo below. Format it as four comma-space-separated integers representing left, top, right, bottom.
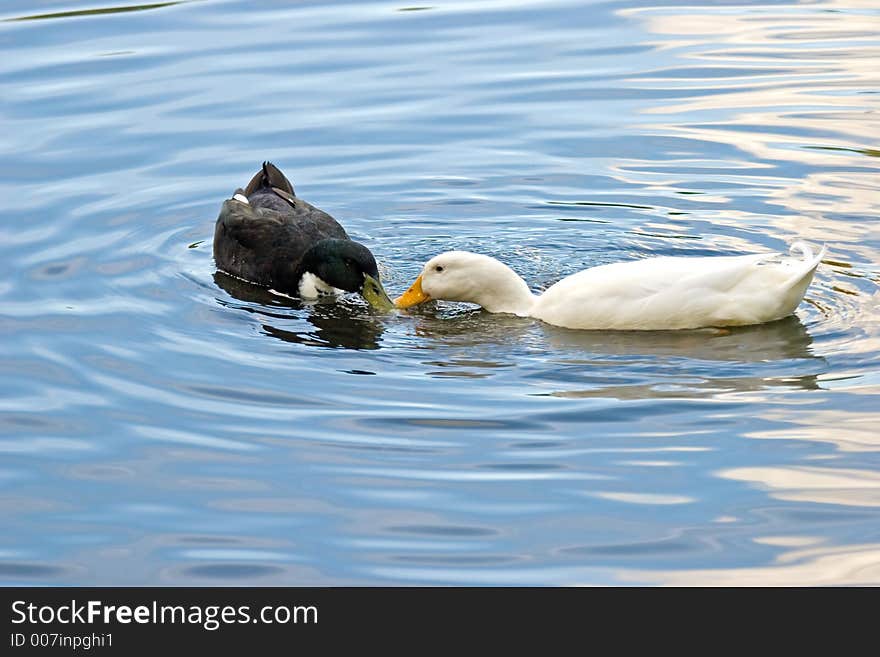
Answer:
1, 0, 879, 585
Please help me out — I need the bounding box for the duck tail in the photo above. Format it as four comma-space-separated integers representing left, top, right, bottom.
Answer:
782, 241, 826, 296
244, 161, 295, 197
789, 240, 826, 269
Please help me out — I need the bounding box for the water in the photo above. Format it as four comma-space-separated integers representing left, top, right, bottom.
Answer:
1, 0, 878, 586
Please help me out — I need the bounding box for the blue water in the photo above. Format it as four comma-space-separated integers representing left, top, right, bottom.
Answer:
1, 0, 879, 585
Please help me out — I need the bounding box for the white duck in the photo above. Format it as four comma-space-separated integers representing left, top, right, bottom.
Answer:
394, 242, 825, 330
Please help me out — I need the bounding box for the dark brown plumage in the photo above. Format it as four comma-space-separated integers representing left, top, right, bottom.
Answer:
212, 163, 391, 310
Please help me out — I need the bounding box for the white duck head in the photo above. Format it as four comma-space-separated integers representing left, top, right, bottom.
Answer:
395, 251, 535, 315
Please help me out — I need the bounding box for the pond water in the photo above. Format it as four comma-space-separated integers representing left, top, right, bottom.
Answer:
2, 0, 879, 585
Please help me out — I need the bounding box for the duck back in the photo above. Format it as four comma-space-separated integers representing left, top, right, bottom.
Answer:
532, 244, 825, 330
213, 163, 349, 294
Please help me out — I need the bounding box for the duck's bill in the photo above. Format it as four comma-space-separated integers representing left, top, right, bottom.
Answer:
394, 274, 431, 309
362, 274, 395, 311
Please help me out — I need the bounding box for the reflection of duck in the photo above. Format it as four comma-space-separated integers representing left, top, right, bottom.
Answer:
213, 272, 384, 350
545, 316, 822, 396
408, 307, 815, 361
543, 314, 816, 362
406, 310, 822, 392
213, 162, 392, 309
396, 243, 825, 330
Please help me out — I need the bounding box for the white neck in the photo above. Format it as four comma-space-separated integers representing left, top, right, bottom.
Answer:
468, 258, 536, 316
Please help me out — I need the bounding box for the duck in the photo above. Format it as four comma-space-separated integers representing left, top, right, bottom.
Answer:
213, 162, 393, 309
394, 242, 825, 330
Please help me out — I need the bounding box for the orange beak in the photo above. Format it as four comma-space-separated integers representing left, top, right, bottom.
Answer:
394, 274, 431, 308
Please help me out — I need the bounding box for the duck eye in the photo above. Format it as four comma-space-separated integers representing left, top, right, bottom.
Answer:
435, 265, 444, 273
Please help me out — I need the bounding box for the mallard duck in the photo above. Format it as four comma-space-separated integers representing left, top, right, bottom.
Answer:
213, 162, 393, 309
395, 242, 825, 330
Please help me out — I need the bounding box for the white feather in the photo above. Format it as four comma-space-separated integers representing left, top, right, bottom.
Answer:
298, 272, 343, 299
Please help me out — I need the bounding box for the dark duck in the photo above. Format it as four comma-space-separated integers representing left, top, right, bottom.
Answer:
213, 162, 393, 309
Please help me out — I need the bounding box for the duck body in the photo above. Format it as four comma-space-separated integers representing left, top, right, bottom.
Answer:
533, 246, 823, 330
395, 243, 825, 330
213, 162, 392, 309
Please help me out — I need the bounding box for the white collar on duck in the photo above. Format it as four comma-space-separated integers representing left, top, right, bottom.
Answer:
298, 272, 343, 299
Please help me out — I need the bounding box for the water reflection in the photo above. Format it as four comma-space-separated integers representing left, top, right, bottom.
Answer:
542, 315, 817, 362
622, 0, 880, 271
409, 306, 540, 345
213, 271, 385, 350
404, 308, 823, 393
623, 542, 880, 586
542, 318, 824, 397
721, 465, 880, 508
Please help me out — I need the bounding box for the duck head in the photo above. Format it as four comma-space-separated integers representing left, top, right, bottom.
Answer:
299, 239, 394, 311
395, 251, 535, 315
